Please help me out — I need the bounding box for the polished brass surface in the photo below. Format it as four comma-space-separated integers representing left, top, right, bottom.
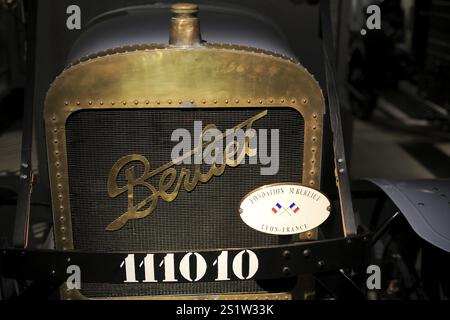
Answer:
171, 3, 199, 14
45, 43, 325, 300
169, 3, 202, 46
107, 111, 266, 231
64, 286, 291, 300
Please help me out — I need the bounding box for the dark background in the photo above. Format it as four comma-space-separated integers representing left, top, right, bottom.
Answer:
0, 0, 449, 300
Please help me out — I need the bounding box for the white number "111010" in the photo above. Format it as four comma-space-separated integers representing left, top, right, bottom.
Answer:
121, 250, 259, 283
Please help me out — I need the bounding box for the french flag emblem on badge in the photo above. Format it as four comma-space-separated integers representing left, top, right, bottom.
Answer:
290, 202, 300, 213
272, 203, 282, 214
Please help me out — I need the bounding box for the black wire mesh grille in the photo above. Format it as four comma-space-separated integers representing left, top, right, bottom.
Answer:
65, 108, 304, 297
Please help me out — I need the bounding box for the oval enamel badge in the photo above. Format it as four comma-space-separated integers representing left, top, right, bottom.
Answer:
240, 183, 331, 235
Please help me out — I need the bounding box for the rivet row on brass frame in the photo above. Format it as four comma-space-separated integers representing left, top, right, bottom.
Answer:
62, 98, 309, 106
51, 115, 69, 250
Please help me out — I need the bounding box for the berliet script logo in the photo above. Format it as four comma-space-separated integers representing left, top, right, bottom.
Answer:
106, 111, 267, 231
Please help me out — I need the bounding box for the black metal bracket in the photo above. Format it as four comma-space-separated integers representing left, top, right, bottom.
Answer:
320, 0, 358, 237
13, 0, 38, 249
0, 235, 370, 285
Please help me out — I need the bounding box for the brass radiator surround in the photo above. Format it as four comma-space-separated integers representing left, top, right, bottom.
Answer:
64, 285, 292, 301
44, 43, 325, 300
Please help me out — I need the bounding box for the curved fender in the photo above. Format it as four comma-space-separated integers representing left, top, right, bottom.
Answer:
365, 179, 450, 253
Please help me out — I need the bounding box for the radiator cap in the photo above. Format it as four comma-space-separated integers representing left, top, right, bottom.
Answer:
169, 3, 202, 47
